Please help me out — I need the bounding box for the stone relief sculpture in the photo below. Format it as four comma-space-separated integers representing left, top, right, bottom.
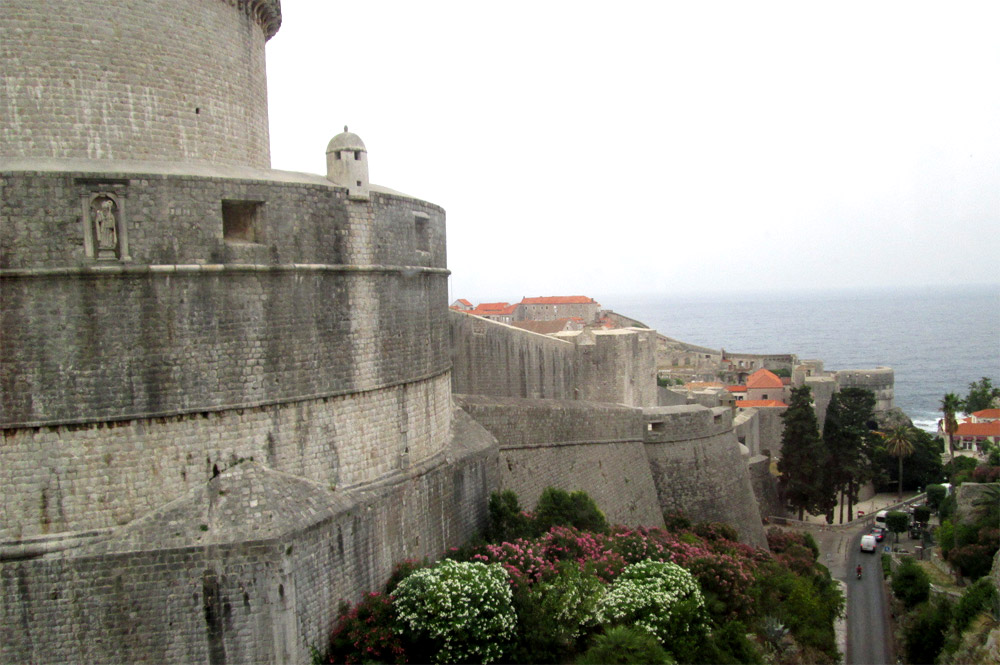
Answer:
93, 196, 118, 254
83, 191, 127, 260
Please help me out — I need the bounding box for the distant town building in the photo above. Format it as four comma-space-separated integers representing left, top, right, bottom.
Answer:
970, 408, 1000, 423
467, 302, 517, 323
952, 420, 1000, 451
746, 369, 786, 402
450, 299, 474, 311
515, 295, 601, 323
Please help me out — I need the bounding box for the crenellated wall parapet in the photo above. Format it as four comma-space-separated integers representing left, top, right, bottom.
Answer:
643, 405, 734, 444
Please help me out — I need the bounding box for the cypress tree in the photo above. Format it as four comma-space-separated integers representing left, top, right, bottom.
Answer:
823, 388, 877, 522
778, 385, 829, 520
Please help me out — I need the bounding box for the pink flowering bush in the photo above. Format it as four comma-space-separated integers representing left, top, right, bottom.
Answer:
470, 538, 558, 588
325, 592, 406, 664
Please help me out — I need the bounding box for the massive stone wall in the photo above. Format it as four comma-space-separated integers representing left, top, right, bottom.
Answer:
455, 395, 663, 528
1, 374, 452, 540
450, 313, 657, 407
1, 168, 451, 541
1, 0, 280, 167
569, 329, 658, 407
449, 311, 578, 400
456, 396, 768, 546
835, 368, 895, 412
644, 406, 767, 547
1, 409, 497, 665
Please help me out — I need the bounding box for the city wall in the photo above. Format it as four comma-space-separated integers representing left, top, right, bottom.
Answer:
835, 368, 895, 412
0, 168, 451, 542
1, 407, 497, 664
449, 311, 577, 400
455, 396, 767, 548
449, 312, 656, 407
455, 395, 662, 528
644, 406, 767, 547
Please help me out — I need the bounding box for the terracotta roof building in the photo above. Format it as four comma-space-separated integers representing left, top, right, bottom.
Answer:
953, 420, 1000, 451
971, 409, 1000, 423
745, 368, 786, 402
515, 295, 601, 324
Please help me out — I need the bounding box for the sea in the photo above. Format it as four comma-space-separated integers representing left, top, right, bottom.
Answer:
600, 284, 999, 433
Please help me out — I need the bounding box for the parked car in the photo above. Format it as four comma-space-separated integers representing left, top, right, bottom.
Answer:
860, 534, 878, 553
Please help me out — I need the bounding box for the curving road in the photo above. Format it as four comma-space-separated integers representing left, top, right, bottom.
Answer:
801, 521, 895, 665
845, 531, 894, 665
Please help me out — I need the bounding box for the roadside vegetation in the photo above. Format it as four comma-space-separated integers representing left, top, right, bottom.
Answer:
883, 427, 1000, 665
312, 488, 844, 664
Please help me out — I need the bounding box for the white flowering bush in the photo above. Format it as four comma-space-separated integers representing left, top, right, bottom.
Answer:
594, 559, 708, 645
393, 559, 516, 664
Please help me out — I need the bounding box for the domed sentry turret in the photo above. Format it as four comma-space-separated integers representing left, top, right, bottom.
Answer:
0, 0, 282, 168
326, 126, 370, 200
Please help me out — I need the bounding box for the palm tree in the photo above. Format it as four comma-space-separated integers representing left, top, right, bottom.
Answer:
940, 393, 963, 461
883, 425, 916, 501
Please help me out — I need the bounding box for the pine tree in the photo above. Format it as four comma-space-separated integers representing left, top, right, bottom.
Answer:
778, 385, 829, 520
823, 388, 878, 522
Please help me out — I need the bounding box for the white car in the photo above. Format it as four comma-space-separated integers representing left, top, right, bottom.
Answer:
860, 534, 877, 553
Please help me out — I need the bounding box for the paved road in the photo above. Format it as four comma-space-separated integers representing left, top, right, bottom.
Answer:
845, 531, 893, 665
795, 523, 895, 665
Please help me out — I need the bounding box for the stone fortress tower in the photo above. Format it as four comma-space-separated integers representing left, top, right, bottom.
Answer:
3, 2, 774, 662
2, 1, 496, 662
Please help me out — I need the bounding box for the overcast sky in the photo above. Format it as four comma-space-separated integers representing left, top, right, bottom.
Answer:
265, 1, 1000, 304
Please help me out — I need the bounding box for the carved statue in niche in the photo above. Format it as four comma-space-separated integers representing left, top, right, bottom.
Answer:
90, 195, 119, 259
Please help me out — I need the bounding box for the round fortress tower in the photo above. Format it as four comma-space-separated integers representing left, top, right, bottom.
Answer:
1, 0, 453, 543
0, 0, 281, 167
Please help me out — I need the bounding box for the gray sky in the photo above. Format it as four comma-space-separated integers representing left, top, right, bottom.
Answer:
265, 1, 1000, 304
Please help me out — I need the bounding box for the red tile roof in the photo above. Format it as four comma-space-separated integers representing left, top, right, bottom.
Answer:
468, 302, 517, 317
736, 400, 788, 408
726, 385, 747, 393
955, 421, 1000, 437
520, 296, 598, 305
456, 299, 472, 307
972, 409, 1000, 421
746, 369, 784, 389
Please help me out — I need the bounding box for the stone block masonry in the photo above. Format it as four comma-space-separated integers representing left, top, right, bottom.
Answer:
644, 406, 767, 547
457, 396, 767, 547
456, 395, 663, 528
1, 410, 498, 664
1, 0, 280, 167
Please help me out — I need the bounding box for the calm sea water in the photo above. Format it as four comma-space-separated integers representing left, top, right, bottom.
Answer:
601, 284, 999, 432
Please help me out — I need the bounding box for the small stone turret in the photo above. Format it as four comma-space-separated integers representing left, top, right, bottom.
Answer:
326, 126, 370, 200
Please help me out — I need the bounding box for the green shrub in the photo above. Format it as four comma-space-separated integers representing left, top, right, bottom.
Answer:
534, 487, 608, 534
662, 511, 692, 532
486, 490, 533, 543
509, 562, 605, 664
952, 577, 999, 632
593, 560, 707, 661
576, 625, 674, 664
903, 598, 952, 665
880, 553, 892, 577
913, 505, 931, 524
891, 558, 930, 608
947, 544, 996, 580
926, 484, 946, 511
393, 559, 516, 664
939, 492, 957, 521
707, 620, 765, 664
